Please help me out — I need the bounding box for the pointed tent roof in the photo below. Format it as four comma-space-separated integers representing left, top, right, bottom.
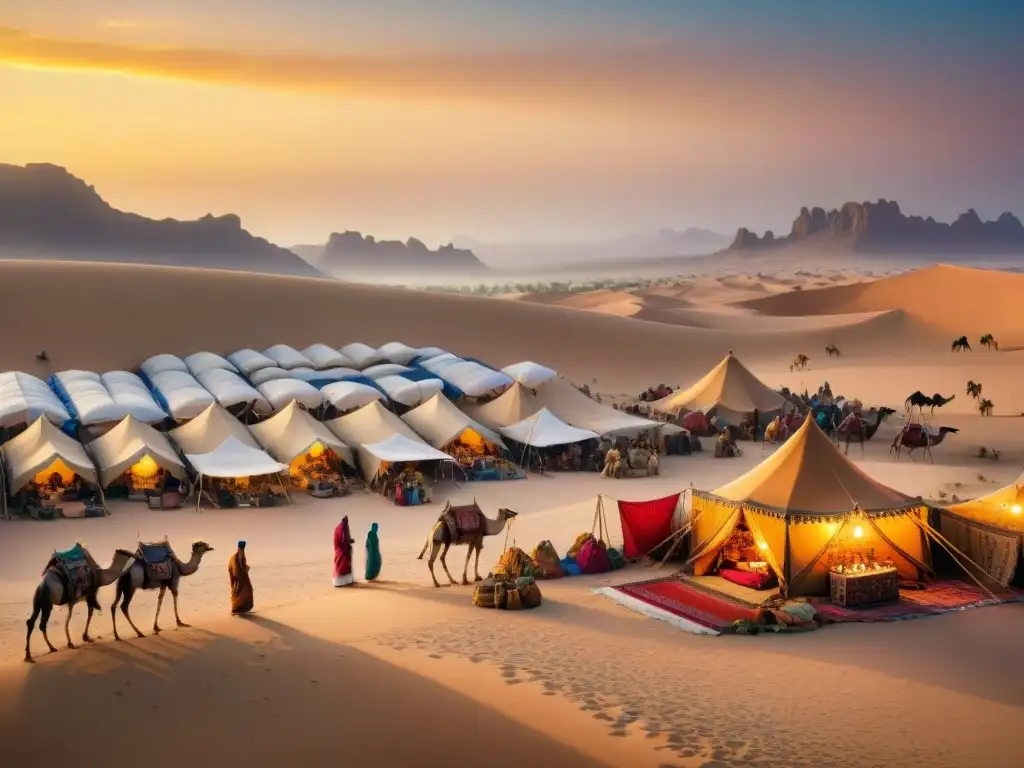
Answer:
401, 393, 506, 450
945, 469, 1024, 533
1, 415, 98, 491
185, 435, 289, 479
534, 376, 662, 438
249, 401, 355, 468
709, 417, 913, 516
465, 381, 542, 430
89, 414, 187, 487
651, 352, 786, 415
499, 408, 599, 448
169, 403, 261, 455
325, 400, 425, 447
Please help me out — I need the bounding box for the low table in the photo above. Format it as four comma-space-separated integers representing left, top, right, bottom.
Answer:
829, 568, 899, 607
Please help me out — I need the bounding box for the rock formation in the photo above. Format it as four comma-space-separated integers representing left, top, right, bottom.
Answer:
304, 231, 489, 279
727, 199, 1024, 255
0, 163, 323, 277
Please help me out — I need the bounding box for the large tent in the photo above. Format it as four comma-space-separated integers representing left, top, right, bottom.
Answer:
195, 369, 272, 415
302, 344, 354, 370
227, 348, 277, 376
184, 351, 237, 377
0, 371, 71, 429
88, 415, 187, 488
339, 343, 385, 369
168, 403, 262, 455
499, 408, 599, 448
534, 376, 668, 438
501, 361, 557, 389
257, 379, 324, 411
650, 352, 786, 425
377, 342, 420, 365
375, 375, 445, 407
325, 400, 445, 480
249, 401, 355, 472
263, 344, 314, 370
401, 393, 506, 453
687, 417, 930, 597
185, 436, 290, 510
140, 353, 188, 380
149, 370, 216, 421
50, 370, 128, 426
1, 415, 99, 500
464, 381, 542, 430
321, 381, 385, 412
99, 371, 168, 424
941, 471, 1024, 586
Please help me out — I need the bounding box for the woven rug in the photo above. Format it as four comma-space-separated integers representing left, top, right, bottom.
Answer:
606, 576, 761, 631
810, 580, 1022, 623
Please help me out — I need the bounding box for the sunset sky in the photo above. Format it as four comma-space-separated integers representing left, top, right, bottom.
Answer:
2, 1, 1021, 247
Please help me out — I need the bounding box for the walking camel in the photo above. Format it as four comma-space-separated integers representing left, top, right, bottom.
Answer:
792, 354, 810, 370
833, 407, 896, 455
825, 344, 840, 357
904, 391, 955, 414
25, 546, 135, 662
418, 504, 518, 587
890, 426, 959, 462
951, 336, 971, 352
980, 334, 998, 351
111, 540, 214, 640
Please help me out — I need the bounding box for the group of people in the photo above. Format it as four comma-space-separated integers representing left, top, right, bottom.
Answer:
226, 516, 383, 614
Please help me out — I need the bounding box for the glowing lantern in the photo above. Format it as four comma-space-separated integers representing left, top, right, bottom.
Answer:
308, 441, 325, 458
853, 525, 864, 538
1011, 504, 1022, 516
758, 541, 768, 550
131, 454, 159, 479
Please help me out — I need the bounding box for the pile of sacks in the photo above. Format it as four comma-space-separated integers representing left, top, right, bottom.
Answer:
531, 533, 626, 579
472, 572, 542, 610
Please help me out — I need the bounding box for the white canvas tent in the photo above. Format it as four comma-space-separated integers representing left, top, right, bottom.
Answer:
169, 403, 262, 455
325, 400, 441, 480
249, 401, 355, 469
186, 436, 291, 510
419, 353, 462, 373
258, 379, 324, 411
227, 348, 277, 376
263, 344, 314, 370
498, 408, 599, 448
53, 370, 128, 426
195, 369, 272, 415
359, 434, 455, 477
650, 352, 786, 424
249, 367, 293, 386
88, 415, 187, 488
361, 364, 412, 380
184, 351, 238, 377
377, 342, 419, 365
375, 375, 445, 407
401, 393, 507, 451
0, 371, 71, 428
339, 343, 385, 369
322, 381, 385, 412
101, 371, 168, 424
464, 381, 542, 430
534, 376, 666, 438
1, 416, 99, 507
414, 346, 447, 361
291, 367, 361, 383
302, 344, 354, 370
435, 361, 513, 398
140, 353, 188, 380
502, 361, 557, 389
148, 370, 215, 421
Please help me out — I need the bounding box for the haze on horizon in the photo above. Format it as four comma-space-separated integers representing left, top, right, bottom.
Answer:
1, 0, 1021, 253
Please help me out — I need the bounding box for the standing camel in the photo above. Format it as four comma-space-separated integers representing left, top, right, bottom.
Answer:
833, 407, 896, 455
904, 391, 955, 415
980, 334, 998, 351
890, 425, 959, 462
951, 336, 971, 352
793, 354, 810, 370
111, 540, 214, 640
418, 504, 517, 587
25, 546, 135, 662
825, 344, 840, 357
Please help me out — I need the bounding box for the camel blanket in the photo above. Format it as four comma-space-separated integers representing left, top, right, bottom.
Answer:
938, 511, 1020, 587
440, 503, 484, 540
51, 545, 93, 602
137, 541, 174, 585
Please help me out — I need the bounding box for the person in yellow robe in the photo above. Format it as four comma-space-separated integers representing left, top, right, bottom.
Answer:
228, 541, 254, 614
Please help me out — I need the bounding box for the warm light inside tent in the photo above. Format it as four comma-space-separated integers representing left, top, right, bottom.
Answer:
853, 525, 864, 538
131, 454, 160, 479
308, 441, 325, 458
1012, 504, 1022, 516
459, 428, 487, 450
33, 458, 78, 486
758, 541, 768, 550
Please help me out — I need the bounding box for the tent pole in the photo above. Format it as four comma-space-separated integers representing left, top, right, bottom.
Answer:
196, 473, 203, 513
277, 473, 292, 505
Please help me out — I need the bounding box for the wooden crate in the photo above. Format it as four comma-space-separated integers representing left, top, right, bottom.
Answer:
829, 568, 899, 607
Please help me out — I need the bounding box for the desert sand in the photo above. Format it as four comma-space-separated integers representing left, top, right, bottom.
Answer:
1, 258, 1022, 768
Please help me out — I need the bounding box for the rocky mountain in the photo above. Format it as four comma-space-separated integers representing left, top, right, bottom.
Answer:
297, 231, 489, 280
0, 163, 323, 277
727, 200, 1024, 255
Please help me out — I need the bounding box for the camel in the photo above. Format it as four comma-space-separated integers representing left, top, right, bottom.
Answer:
833, 407, 896, 455
951, 336, 971, 352
890, 425, 959, 462
25, 545, 135, 662
904, 391, 955, 414
966, 380, 982, 400
111, 540, 214, 640
793, 354, 810, 370
825, 344, 840, 357
418, 504, 518, 588
980, 334, 998, 351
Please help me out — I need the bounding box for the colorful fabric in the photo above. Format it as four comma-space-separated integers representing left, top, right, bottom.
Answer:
228, 548, 254, 614
617, 494, 680, 559
938, 510, 1020, 587
333, 516, 354, 586
613, 577, 759, 630
364, 522, 382, 581
576, 537, 611, 574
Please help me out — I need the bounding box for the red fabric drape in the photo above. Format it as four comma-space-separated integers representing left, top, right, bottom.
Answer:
618, 494, 680, 559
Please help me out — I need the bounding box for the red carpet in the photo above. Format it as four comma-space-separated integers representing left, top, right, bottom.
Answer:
809, 580, 1023, 623
612, 577, 760, 631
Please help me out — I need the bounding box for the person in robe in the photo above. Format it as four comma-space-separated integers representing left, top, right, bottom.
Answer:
365, 522, 382, 581
228, 541, 254, 614
333, 516, 355, 586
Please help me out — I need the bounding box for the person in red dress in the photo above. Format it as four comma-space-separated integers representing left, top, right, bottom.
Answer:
333, 516, 354, 587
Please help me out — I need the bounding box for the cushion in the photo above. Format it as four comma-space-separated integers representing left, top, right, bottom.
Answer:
720, 567, 776, 590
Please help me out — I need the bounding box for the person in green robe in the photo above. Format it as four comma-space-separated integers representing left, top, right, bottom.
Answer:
364, 522, 382, 581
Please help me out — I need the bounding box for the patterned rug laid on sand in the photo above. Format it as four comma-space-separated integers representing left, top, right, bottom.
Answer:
809, 580, 1023, 623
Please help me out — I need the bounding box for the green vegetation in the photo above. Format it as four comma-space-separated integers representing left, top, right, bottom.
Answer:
418, 275, 686, 297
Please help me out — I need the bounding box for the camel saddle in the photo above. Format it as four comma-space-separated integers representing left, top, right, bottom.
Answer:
137, 540, 175, 584
901, 423, 925, 441
439, 502, 485, 540
49, 544, 93, 602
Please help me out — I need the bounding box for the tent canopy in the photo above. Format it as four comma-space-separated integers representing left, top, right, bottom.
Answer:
534, 376, 662, 438
196, 368, 271, 414
650, 352, 786, 418
499, 408, 599, 448
169, 403, 261, 455
326, 400, 433, 479
302, 344, 354, 370
1, 415, 98, 491
502, 361, 557, 389
88, 414, 187, 487
361, 433, 455, 465
0, 371, 71, 428
361, 363, 412, 380
465, 381, 542, 430
249, 401, 355, 467
184, 351, 237, 377
321, 381, 384, 411
258, 379, 324, 411
339, 343, 385, 369
263, 344, 314, 370
946, 470, 1024, 527
150, 370, 216, 421
377, 342, 420, 365
140, 353, 188, 380
227, 348, 277, 376
186, 435, 289, 479
100, 371, 168, 424
375, 375, 445, 407
940, 472, 1024, 586
52, 370, 128, 425
401, 393, 506, 451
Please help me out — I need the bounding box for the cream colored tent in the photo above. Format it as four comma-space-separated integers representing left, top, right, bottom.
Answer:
650, 352, 786, 424
88, 415, 187, 488
534, 376, 666, 438
1, 415, 99, 494
941, 471, 1024, 586
325, 400, 442, 480
688, 417, 931, 597
401, 393, 506, 452
249, 401, 356, 470
168, 403, 261, 455
464, 381, 542, 430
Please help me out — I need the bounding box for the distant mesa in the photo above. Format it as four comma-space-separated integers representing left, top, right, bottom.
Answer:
0, 163, 323, 278
726, 200, 1024, 255
296, 231, 489, 279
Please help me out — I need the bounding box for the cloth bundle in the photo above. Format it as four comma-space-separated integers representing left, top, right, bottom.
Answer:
472, 573, 542, 610
530, 540, 565, 579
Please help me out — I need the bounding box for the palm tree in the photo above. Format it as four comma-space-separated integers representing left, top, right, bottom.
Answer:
966, 381, 983, 399
980, 334, 999, 351
978, 398, 994, 417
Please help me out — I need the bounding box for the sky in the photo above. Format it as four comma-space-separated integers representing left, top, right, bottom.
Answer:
1, 1, 1022, 248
